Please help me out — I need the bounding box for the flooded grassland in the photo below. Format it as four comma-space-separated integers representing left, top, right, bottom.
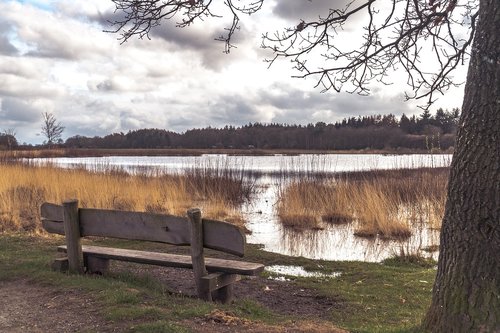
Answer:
7, 153, 451, 262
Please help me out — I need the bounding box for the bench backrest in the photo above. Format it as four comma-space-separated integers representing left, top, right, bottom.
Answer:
41, 202, 246, 257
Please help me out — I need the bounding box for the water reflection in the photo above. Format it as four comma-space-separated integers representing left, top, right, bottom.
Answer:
257, 221, 439, 262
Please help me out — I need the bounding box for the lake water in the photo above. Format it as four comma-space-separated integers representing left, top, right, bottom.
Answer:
36, 153, 450, 174
33, 153, 452, 262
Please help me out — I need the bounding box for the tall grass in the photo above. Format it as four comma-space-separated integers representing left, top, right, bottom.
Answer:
276, 179, 352, 229
350, 180, 412, 238
277, 168, 448, 238
0, 162, 253, 233
0, 149, 68, 160
184, 159, 254, 205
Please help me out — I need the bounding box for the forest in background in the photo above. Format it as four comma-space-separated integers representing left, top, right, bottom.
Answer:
1, 108, 459, 151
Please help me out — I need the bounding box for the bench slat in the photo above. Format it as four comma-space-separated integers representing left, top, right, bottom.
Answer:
58, 245, 264, 276
42, 203, 245, 257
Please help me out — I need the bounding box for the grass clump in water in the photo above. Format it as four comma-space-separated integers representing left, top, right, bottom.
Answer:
277, 167, 448, 239
277, 179, 353, 230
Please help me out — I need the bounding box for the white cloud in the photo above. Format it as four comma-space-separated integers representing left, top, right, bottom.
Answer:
0, 0, 468, 144
273, 0, 351, 21
0, 97, 42, 123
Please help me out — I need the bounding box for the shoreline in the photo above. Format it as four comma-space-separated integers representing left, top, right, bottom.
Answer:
2, 147, 454, 158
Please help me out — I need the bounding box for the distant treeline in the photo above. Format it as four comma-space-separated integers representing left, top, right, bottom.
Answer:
1, 108, 460, 151
65, 108, 459, 151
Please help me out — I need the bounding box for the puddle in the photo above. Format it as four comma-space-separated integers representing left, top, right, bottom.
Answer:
265, 265, 342, 279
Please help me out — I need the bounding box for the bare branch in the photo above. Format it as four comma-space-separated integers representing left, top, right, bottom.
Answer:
108, 0, 478, 107
107, 0, 263, 53
262, 0, 478, 108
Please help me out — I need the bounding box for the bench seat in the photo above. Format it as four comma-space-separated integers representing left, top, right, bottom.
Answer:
58, 245, 264, 276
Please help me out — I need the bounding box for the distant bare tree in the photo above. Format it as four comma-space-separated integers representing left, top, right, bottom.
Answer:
41, 112, 64, 147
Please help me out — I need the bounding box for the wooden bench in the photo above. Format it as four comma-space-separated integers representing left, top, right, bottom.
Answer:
41, 200, 264, 303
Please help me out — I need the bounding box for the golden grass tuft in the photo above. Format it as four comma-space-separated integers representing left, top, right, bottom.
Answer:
279, 213, 320, 229
0, 163, 250, 233
277, 168, 448, 238
277, 179, 353, 230
349, 180, 412, 239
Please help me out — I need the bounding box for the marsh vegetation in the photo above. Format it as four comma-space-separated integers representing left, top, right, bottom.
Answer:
0, 162, 253, 233
1, 152, 450, 261
277, 168, 448, 239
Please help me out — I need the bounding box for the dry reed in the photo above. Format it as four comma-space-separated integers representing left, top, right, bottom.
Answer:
0, 162, 251, 233
277, 168, 448, 238
277, 179, 352, 229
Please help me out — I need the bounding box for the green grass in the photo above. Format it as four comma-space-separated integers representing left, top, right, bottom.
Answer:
0, 233, 436, 332
244, 243, 436, 332
234, 298, 278, 321
317, 265, 434, 332
128, 321, 191, 333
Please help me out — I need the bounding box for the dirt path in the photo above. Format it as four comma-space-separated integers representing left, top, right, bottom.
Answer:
0, 270, 347, 332
0, 279, 120, 333
116, 263, 346, 320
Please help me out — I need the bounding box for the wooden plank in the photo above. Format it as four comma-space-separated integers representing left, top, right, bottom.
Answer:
80, 209, 190, 245
63, 200, 84, 274
41, 202, 245, 256
41, 202, 63, 221
203, 218, 246, 257
57, 245, 265, 276
188, 208, 210, 301
42, 219, 65, 235
41, 202, 191, 245
201, 272, 241, 291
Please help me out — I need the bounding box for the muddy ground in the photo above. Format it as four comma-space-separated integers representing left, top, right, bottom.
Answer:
0, 264, 347, 333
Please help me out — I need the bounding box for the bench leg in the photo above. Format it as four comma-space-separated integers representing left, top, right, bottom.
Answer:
201, 273, 240, 304
212, 284, 234, 304
51, 257, 69, 272
84, 255, 110, 275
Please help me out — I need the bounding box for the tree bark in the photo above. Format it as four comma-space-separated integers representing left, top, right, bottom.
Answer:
423, 0, 500, 331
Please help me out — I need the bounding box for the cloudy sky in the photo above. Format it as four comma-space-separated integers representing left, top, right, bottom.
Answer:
0, 0, 468, 144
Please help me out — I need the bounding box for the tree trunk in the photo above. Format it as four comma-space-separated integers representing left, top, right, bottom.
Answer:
423, 0, 500, 331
